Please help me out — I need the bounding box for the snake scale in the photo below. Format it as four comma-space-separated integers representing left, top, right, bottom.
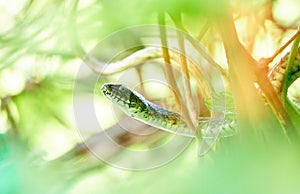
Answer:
101, 83, 236, 138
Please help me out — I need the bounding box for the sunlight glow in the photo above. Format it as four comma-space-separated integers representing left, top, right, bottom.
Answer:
140, 81, 171, 100
0, 0, 26, 32
94, 96, 117, 131
0, 69, 25, 97
0, 111, 8, 134
38, 126, 76, 160
273, 0, 300, 27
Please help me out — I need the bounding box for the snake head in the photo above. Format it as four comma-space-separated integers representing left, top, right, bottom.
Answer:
101, 83, 132, 107
101, 83, 149, 117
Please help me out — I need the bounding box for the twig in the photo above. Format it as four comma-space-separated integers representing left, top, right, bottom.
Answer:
216, 11, 293, 140
169, 11, 198, 127
158, 12, 195, 129
157, 13, 181, 108
135, 65, 146, 94
2, 97, 18, 138
221, 13, 297, 139
196, 21, 210, 41
262, 29, 300, 66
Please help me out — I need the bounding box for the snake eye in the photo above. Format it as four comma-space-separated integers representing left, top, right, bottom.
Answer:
119, 85, 126, 92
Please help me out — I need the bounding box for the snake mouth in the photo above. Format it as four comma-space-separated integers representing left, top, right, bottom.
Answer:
101, 84, 111, 96
101, 83, 118, 101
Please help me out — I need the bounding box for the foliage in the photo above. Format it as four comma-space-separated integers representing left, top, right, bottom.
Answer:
0, 0, 300, 194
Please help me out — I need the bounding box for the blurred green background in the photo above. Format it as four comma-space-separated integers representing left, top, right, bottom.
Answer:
0, 0, 300, 193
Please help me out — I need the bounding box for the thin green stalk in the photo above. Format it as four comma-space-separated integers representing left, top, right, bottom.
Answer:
281, 30, 300, 102
196, 21, 210, 41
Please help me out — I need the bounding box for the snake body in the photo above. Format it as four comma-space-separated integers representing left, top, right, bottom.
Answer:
269, 47, 300, 94
99, 46, 300, 138
101, 83, 236, 138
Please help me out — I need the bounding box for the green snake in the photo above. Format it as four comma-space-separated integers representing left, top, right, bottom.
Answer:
101, 83, 236, 138
99, 46, 300, 138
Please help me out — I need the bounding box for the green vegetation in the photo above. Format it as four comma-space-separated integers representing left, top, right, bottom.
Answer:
0, 0, 300, 193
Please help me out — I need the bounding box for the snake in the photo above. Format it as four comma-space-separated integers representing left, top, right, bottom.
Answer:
268, 46, 300, 94
98, 46, 300, 138
101, 83, 236, 138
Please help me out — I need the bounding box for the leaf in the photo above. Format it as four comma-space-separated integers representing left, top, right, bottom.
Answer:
204, 91, 235, 114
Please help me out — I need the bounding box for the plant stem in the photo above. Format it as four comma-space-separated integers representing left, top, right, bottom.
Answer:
281, 31, 300, 101
158, 12, 195, 129
217, 10, 288, 140
169, 11, 198, 127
